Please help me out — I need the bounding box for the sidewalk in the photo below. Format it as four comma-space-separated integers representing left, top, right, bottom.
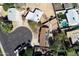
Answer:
0, 41, 6, 56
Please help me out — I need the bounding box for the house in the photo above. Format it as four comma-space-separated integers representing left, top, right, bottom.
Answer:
64, 3, 73, 9
15, 3, 55, 23
8, 8, 24, 28
53, 3, 64, 11
67, 29, 79, 44
53, 3, 77, 11
64, 3, 79, 9
19, 3, 55, 17
66, 9, 79, 26
56, 9, 79, 29
8, 8, 22, 21
25, 8, 43, 23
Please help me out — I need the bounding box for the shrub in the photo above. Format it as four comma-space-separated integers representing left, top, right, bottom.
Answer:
3, 3, 15, 11
57, 12, 66, 20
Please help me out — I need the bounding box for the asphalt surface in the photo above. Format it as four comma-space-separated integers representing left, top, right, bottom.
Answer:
0, 26, 32, 56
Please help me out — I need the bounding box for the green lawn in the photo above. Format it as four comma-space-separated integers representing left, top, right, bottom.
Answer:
67, 48, 77, 56
19, 47, 33, 56
28, 20, 38, 31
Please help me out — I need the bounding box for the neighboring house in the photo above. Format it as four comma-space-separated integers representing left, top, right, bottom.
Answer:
64, 3, 73, 9
26, 8, 43, 23
55, 8, 79, 29
67, 29, 79, 44
8, 8, 22, 21
24, 3, 55, 17
53, 3, 64, 11
53, 3, 77, 11
66, 9, 79, 26
0, 27, 32, 56
8, 8, 23, 28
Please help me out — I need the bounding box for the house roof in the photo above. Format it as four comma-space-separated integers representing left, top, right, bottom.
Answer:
67, 29, 79, 44
8, 8, 22, 21
26, 8, 43, 22
53, 3, 64, 11
64, 3, 73, 9
66, 9, 79, 26
0, 27, 32, 56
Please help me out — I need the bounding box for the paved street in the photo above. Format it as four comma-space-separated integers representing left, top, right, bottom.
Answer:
0, 27, 32, 56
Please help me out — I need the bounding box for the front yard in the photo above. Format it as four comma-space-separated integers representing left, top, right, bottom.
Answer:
28, 20, 40, 32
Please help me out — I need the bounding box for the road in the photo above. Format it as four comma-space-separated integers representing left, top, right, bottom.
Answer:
0, 27, 32, 56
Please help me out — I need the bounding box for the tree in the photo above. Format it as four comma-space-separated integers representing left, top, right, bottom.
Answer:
3, 3, 15, 11
57, 12, 66, 20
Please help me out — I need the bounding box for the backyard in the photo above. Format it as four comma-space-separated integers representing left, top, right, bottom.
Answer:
57, 12, 69, 28
49, 30, 78, 56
